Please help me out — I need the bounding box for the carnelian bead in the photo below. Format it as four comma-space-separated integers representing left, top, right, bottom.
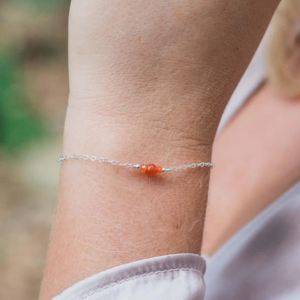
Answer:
156, 166, 163, 174
140, 164, 147, 173
146, 164, 158, 177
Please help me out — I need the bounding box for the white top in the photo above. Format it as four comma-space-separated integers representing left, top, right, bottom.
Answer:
53, 254, 206, 300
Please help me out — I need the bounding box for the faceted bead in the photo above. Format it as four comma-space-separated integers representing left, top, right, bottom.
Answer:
146, 164, 158, 177
140, 164, 147, 173
156, 166, 163, 174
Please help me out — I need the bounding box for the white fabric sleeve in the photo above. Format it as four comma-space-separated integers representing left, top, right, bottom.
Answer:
53, 253, 206, 300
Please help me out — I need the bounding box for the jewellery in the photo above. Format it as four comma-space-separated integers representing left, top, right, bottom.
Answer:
58, 155, 214, 177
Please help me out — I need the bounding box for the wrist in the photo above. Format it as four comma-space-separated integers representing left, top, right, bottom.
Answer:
58, 98, 213, 258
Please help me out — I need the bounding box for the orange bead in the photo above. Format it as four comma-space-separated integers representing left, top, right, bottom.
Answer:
156, 166, 163, 174
140, 164, 147, 173
146, 164, 158, 177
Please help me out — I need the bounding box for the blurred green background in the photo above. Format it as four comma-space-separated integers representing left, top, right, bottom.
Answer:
0, 1, 70, 299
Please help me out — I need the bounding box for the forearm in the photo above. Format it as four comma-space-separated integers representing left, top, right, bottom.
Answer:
40, 0, 280, 298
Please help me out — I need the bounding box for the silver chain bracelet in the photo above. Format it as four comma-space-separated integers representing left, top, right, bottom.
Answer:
58, 155, 214, 177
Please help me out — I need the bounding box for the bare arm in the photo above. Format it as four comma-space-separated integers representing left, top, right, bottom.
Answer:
203, 82, 300, 255
39, 1, 280, 298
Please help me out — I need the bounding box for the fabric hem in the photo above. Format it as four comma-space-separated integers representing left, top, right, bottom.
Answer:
53, 253, 206, 300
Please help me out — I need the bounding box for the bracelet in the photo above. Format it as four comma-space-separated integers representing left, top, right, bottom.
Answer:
58, 155, 214, 177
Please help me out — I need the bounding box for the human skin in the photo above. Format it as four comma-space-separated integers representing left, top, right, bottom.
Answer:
203, 83, 300, 254
39, 1, 280, 299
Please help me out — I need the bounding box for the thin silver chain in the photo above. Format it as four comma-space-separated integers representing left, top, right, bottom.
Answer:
58, 155, 214, 173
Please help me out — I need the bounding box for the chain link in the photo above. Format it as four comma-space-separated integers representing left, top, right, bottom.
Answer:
58, 155, 214, 172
